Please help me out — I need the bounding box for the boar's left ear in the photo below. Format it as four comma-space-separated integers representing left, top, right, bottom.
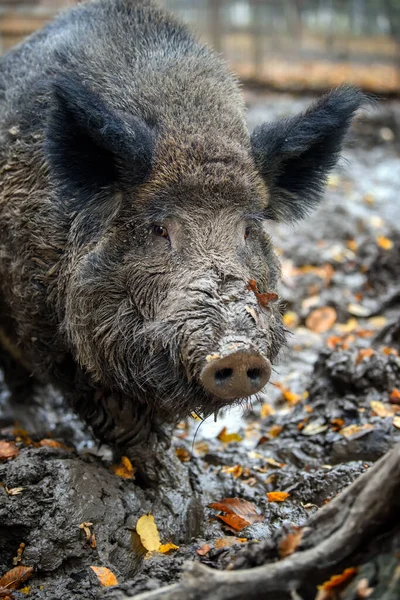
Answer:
45, 75, 154, 205
251, 86, 367, 222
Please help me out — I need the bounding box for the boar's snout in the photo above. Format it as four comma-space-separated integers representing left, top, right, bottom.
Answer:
200, 344, 271, 400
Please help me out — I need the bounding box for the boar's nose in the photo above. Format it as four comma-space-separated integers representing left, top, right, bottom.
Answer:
200, 348, 271, 400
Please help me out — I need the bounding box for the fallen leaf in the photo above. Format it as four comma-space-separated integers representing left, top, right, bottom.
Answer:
111, 456, 136, 479
274, 382, 302, 405
196, 543, 212, 556
346, 239, 358, 252
260, 403, 275, 418
268, 425, 283, 438
90, 566, 118, 587
301, 421, 328, 436
209, 497, 264, 531
340, 423, 374, 439
6, 487, 24, 496
175, 448, 191, 462
393, 416, 400, 430
370, 400, 394, 418
355, 348, 375, 365
331, 418, 345, 431
347, 303, 371, 317
282, 311, 299, 328
159, 543, 179, 554
278, 527, 305, 558
248, 279, 278, 308
193, 441, 209, 455
79, 522, 94, 542
0, 440, 19, 461
0, 566, 33, 590
376, 235, 393, 250
217, 427, 242, 444
136, 515, 161, 553
215, 537, 247, 549
12, 543, 25, 566
267, 491, 290, 502
390, 388, 400, 404
382, 346, 399, 356
265, 457, 285, 468
38, 439, 70, 450
306, 307, 337, 333
318, 567, 358, 591
20, 586, 31, 595
221, 465, 243, 478
356, 577, 374, 598
90, 534, 97, 549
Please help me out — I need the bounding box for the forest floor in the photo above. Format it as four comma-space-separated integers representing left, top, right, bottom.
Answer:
0, 90, 399, 600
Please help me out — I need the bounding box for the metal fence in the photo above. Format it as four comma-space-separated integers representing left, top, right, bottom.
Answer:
1, 0, 399, 92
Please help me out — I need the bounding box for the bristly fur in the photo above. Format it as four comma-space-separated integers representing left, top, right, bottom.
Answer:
0, 0, 367, 463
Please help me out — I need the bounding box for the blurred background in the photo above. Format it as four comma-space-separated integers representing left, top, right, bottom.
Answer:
0, 0, 399, 94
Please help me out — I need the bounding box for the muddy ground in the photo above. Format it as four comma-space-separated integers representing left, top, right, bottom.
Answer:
0, 91, 399, 600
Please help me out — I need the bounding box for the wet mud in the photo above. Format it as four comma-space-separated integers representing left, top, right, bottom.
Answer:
0, 92, 399, 600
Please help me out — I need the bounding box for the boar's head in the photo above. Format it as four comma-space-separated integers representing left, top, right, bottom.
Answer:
46, 77, 364, 432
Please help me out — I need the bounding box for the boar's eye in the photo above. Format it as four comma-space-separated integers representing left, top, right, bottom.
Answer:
244, 225, 252, 240
152, 224, 169, 239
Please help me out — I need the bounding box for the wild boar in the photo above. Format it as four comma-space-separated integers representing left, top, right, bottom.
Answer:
0, 0, 364, 457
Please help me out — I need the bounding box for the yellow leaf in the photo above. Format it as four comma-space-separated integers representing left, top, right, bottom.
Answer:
90, 566, 118, 587
282, 311, 299, 328
217, 427, 242, 443
136, 514, 161, 553
393, 416, 400, 429
111, 456, 136, 479
260, 403, 275, 418
376, 236, 393, 250
159, 543, 179, 554
370, 401, 394, 418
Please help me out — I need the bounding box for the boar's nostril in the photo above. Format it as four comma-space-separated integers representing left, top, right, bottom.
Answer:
200, 348, 271, 400
215, 368, 233, 385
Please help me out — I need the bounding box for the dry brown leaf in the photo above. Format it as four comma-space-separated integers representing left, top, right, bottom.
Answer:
159, 543, 179, 554
209, 497, 264, 531
90, 566, 118, 587
217, 427, 242, 444
267, 491, 290, 502
136, 515, 161, 553
221, 465, 243, 478
0, 440, 19, 461
390, 388, 400, 404
355, 348, 376, 365
111, 456, 136, 479
175, 448, 191, 462
340, 423, 374, 439
38, 439, 71, 450
278, 527, 305, 558
215, 537, 247, 549
248, 279, 278, 308
268, 425, 283, 438
381, 346, 398, 357
6, 487, 24, 496
370, 400, 394, 418
306, 307, 337, 333
0, 566, 33, 590
196, 543, 212, 556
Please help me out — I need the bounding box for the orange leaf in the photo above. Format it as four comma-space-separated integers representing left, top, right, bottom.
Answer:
268, 425, 283, 438
159, 543, 179, 554
390, 388, 400, 404
0, 440, 19, 461
319, 567, 358, 591
90, 566, 118, 587
221, 464, 243, 478
38, 439, 71, 450
0, 566, 33, 590
278, 527, 305, 558
355, 348, 375, 365
209, 497, 264, 531
175, 448, 191, 462
267, 491, 290, 502
306, 307, 337, 333
376, 235, 393, 250
215, 537, 247, 549
260, 403, 275, 418
111, 456, 136, 479
196, 544, 212, 556
217, 427, 242, 444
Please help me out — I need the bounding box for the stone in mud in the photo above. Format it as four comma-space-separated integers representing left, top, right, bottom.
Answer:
0, 0, 366, 457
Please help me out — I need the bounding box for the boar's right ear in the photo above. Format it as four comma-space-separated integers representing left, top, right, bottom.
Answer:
45, 76, 154, 205
250, 86, 367, 222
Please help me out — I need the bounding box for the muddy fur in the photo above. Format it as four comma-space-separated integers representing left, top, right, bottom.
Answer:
0, 0, 365, 457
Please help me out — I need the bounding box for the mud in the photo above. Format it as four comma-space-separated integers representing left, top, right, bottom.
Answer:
0, 91, 399, 600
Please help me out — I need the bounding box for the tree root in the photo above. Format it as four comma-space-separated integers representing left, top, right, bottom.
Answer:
115, 443, 400, 600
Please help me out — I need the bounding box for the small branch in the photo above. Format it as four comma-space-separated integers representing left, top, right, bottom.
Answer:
112, 444, 400, 600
